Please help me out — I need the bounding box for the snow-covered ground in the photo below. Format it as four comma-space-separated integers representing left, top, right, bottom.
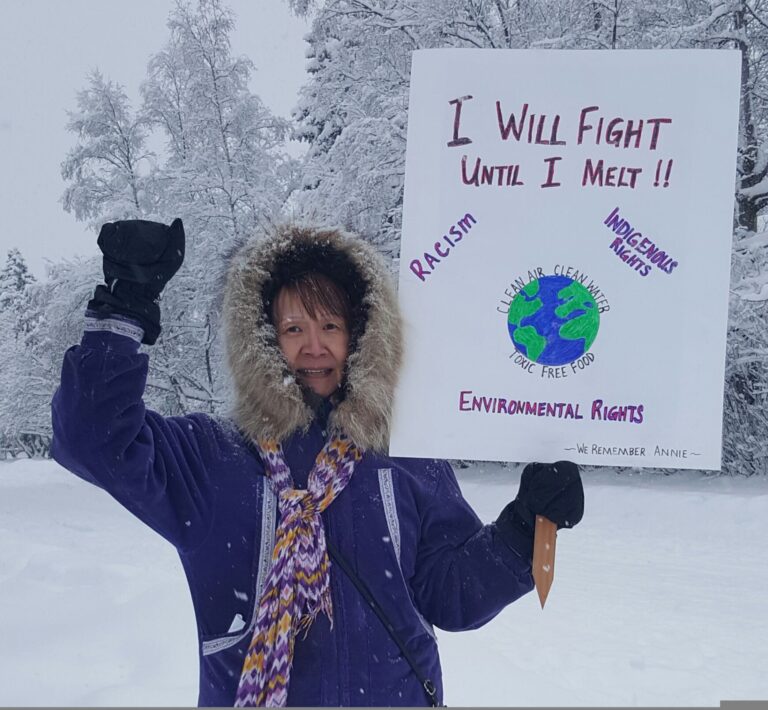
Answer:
1, 459, 766, 706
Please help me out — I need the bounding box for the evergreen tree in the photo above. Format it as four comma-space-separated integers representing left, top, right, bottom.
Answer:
0, 248, 35, 315
0, 249, 48, 458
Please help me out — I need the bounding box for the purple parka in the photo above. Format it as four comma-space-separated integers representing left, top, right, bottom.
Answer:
51, 226, 534, 706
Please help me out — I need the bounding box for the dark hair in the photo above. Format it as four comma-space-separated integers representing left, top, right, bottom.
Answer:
270, 272, 352, 327
261, 240, 369, 349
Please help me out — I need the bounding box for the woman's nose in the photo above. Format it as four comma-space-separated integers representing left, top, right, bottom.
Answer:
302, 326, 326, 355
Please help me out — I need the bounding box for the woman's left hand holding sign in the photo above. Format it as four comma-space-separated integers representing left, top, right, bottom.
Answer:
495, 461, 584, 558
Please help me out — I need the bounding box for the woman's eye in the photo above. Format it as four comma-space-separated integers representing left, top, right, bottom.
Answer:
324, 322, 342, 331
284, 325, 301, 334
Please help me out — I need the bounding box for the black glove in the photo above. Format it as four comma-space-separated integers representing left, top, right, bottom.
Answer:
495, 461, 584, 559
87, 218, 185, 345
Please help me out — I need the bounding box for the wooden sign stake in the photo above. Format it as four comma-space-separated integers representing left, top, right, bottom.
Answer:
532, 515, 557, 608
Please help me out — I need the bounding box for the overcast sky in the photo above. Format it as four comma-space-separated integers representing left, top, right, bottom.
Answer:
0, 1, 309, 279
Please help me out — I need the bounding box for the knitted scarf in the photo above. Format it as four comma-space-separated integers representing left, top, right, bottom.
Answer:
234, 433, 362, 707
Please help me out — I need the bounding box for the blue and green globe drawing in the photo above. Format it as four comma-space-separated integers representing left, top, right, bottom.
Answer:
507, 275, 600, 366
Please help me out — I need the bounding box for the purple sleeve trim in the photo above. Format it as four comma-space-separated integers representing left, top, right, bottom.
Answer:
84, 312, 144, 343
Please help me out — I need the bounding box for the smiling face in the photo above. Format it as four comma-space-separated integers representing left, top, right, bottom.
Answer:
273, 280, 351, 398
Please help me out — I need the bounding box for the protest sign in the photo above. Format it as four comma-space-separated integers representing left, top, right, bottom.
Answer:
389, 49, 741, 469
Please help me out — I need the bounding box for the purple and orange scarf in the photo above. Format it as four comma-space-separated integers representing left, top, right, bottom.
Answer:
234, 433, 361, 707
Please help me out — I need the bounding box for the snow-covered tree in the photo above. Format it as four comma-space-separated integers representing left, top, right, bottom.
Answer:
61, 70, 156, 226
0, 249, 48, 458
0, 316, 42, 458
137, 0, 297, 414
142, 0, 296, 244
56, 0, 297, 420
0, 248, 35, 317
724, 228, 768, 474
291, 1, 420, 261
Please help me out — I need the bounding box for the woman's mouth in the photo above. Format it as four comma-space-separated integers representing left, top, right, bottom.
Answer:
297, 368, 333, 377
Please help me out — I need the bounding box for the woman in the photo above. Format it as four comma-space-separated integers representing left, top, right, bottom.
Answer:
51, 220, 584, 707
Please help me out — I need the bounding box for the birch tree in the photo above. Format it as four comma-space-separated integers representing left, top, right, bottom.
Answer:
61, 71, 156, 226
57, 0, 297, 421
138, 0, 298, 414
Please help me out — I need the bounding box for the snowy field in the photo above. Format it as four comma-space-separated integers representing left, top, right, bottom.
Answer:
1, 458, 767, 707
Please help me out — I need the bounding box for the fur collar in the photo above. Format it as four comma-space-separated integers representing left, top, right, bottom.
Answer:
223, 225, 403, 452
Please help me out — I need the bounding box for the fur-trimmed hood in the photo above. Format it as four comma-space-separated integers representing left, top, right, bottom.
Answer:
223, 225, 403, 452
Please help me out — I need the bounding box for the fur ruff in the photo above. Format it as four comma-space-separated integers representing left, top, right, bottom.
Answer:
223, 225, 403, 452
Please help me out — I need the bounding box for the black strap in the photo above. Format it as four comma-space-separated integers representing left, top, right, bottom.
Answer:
327, 540, 441, 707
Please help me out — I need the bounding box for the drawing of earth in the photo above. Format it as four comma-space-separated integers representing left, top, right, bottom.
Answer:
507, 275, 600, 366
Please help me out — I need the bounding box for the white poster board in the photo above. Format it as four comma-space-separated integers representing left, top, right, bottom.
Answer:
389, 49, 741, 470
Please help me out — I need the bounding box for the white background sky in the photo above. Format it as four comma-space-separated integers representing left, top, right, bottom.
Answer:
0, 1, 309, 279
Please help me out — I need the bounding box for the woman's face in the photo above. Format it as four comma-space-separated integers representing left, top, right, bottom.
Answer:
274, 287, 350, 398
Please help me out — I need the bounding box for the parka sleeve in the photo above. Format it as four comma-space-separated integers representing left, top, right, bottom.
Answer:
409, 461, 534, 632
50, 319, 220, 552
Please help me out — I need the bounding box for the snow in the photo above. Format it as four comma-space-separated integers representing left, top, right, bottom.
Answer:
734, 229, 768, 254
1, 459, 767, 706
735, 283, 768, 302
227, 613, 246, 633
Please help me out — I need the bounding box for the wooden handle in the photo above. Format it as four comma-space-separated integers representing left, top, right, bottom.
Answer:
532, 515, 557, 609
